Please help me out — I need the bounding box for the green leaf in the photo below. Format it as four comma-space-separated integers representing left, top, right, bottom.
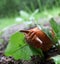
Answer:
20, 10, 30, 20
51, 55, 60, 64
50, 18, 60, 40
5, 32, 41, 60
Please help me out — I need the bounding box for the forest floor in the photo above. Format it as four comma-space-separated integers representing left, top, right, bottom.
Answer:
0, 8, 60, 64
0, 16, 60, 64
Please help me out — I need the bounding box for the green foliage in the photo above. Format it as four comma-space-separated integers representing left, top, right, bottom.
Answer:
51, 55, 60, 64
5, 32, 42, 60
50, 18, 60, 40
19, 9, 39, 21
0, 0, 60, 17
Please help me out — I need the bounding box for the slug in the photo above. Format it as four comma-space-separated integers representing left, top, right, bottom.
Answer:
20, 27, 53, 52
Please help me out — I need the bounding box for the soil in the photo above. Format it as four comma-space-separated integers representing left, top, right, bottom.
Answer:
0, 16, 60, 64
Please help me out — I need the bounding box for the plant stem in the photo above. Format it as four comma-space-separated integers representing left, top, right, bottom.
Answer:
37, 0, 42, 11
30, 2, 35, 12
23, 2, 32, 13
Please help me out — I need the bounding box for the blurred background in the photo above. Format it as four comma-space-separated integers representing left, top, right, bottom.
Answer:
0, 0, 60, 33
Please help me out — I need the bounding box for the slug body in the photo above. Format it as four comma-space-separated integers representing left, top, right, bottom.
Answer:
20, 27, 53, 51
